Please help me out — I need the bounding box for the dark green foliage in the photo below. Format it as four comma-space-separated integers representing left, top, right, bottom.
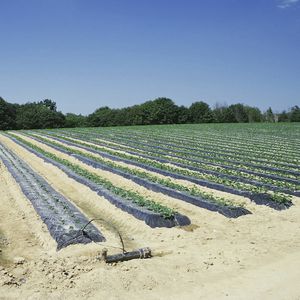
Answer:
223, 105, 237, 123
277, 106, 300, 122
290, 106, 300, 122
87, 106, 115, 127
176, 105, 190, 124
87, 98, 180, 127
0, 97, 16, 130
38, 99, 57, 111
278, 110, 290, 122
0, 95, 299, 131
140, 98, 179, 125
15, 102, 65, 129
189, 101, 214, 123
0, 98, 65, 130
65, 113, 87, 128
124, 105, 142, 125
213, 103, 262, 123
265, 107, 275, 123
229, 103, 249, 123
244, 106, 263, 122
212, 103, 228, 123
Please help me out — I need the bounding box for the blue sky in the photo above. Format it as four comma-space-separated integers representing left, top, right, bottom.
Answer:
0, 0, 299, 114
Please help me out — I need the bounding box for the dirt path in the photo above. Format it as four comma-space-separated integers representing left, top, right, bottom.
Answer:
198, 250, 300, 300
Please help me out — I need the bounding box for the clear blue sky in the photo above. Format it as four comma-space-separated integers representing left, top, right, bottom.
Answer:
0, 0, 299, 115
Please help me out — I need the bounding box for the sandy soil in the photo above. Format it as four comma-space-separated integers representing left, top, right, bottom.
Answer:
1, 134, 300, 300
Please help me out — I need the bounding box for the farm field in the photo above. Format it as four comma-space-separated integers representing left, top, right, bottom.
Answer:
1, 123, 300, 299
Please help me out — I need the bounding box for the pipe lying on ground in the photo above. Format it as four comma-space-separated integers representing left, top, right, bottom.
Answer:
101, 247, 152, 263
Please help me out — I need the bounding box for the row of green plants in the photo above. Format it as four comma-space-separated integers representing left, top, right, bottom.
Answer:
61, 128, 300, 174
101, 124, 300, 154
8, 133, 176, 219
26, 131, 292, 204
74, 130, 299, 184
133, 129, 300, 158
99, 131, 300, 169
40, 129, 299, 180
23, 132, 240, 207
77, 126, 300, 164
36, 131, 300, 191
143, 134, 300, 165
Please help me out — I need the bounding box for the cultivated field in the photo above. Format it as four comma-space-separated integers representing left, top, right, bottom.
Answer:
1, 123, 300, 299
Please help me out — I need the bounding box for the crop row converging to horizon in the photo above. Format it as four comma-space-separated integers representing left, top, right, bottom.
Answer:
0, 122, 299, 249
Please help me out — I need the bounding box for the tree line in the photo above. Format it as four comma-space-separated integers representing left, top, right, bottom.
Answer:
0, 96, 299, 130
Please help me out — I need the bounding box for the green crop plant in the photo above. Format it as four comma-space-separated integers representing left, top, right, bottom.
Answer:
9, 134, 176, 219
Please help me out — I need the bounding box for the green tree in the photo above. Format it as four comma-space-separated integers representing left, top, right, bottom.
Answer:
265, 107, 275, 122
140, 98, 179, 125
189, 101, 214, 123
229, 103, 249, 123
87, 107, 117, 127
223, 106, 237, 123
244, 106, 262, 122
0, 97, 16, 130
290, 106, 300, 122
126, 105, 146, 125
278, 110, 290, 122
38, 99, 57, 111
65, 113, 87, 127
16, 102, 65, 129
212, 103, 228, 123
176, 105, 190, 124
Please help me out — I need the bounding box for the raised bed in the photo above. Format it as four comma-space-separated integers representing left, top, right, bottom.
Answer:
21, 135, 253, 217
7, 135, 191, 228
24, 133, 293, 210
56, 129, 300, 172
0, 142, 105, 250
71, 154, 251, 218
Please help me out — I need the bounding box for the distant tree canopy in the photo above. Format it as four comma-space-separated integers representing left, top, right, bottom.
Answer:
290, 105, 300, 122
65, 113, 87, 128
39, 99, 57, 111
265, 107, 275, 123
212, 103, 228, 123
0, 96, 299, 130
15, 102, 65, 129
278, 110, 289, 122
140, 98, 179, 125
87, 106, 118, 127
229, 103, 249, 123
244, 106, 263, 122
0, 97, 16, 130
189, 101, 213, 123
0, 98, 65, 130
87, 98, 181, 127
